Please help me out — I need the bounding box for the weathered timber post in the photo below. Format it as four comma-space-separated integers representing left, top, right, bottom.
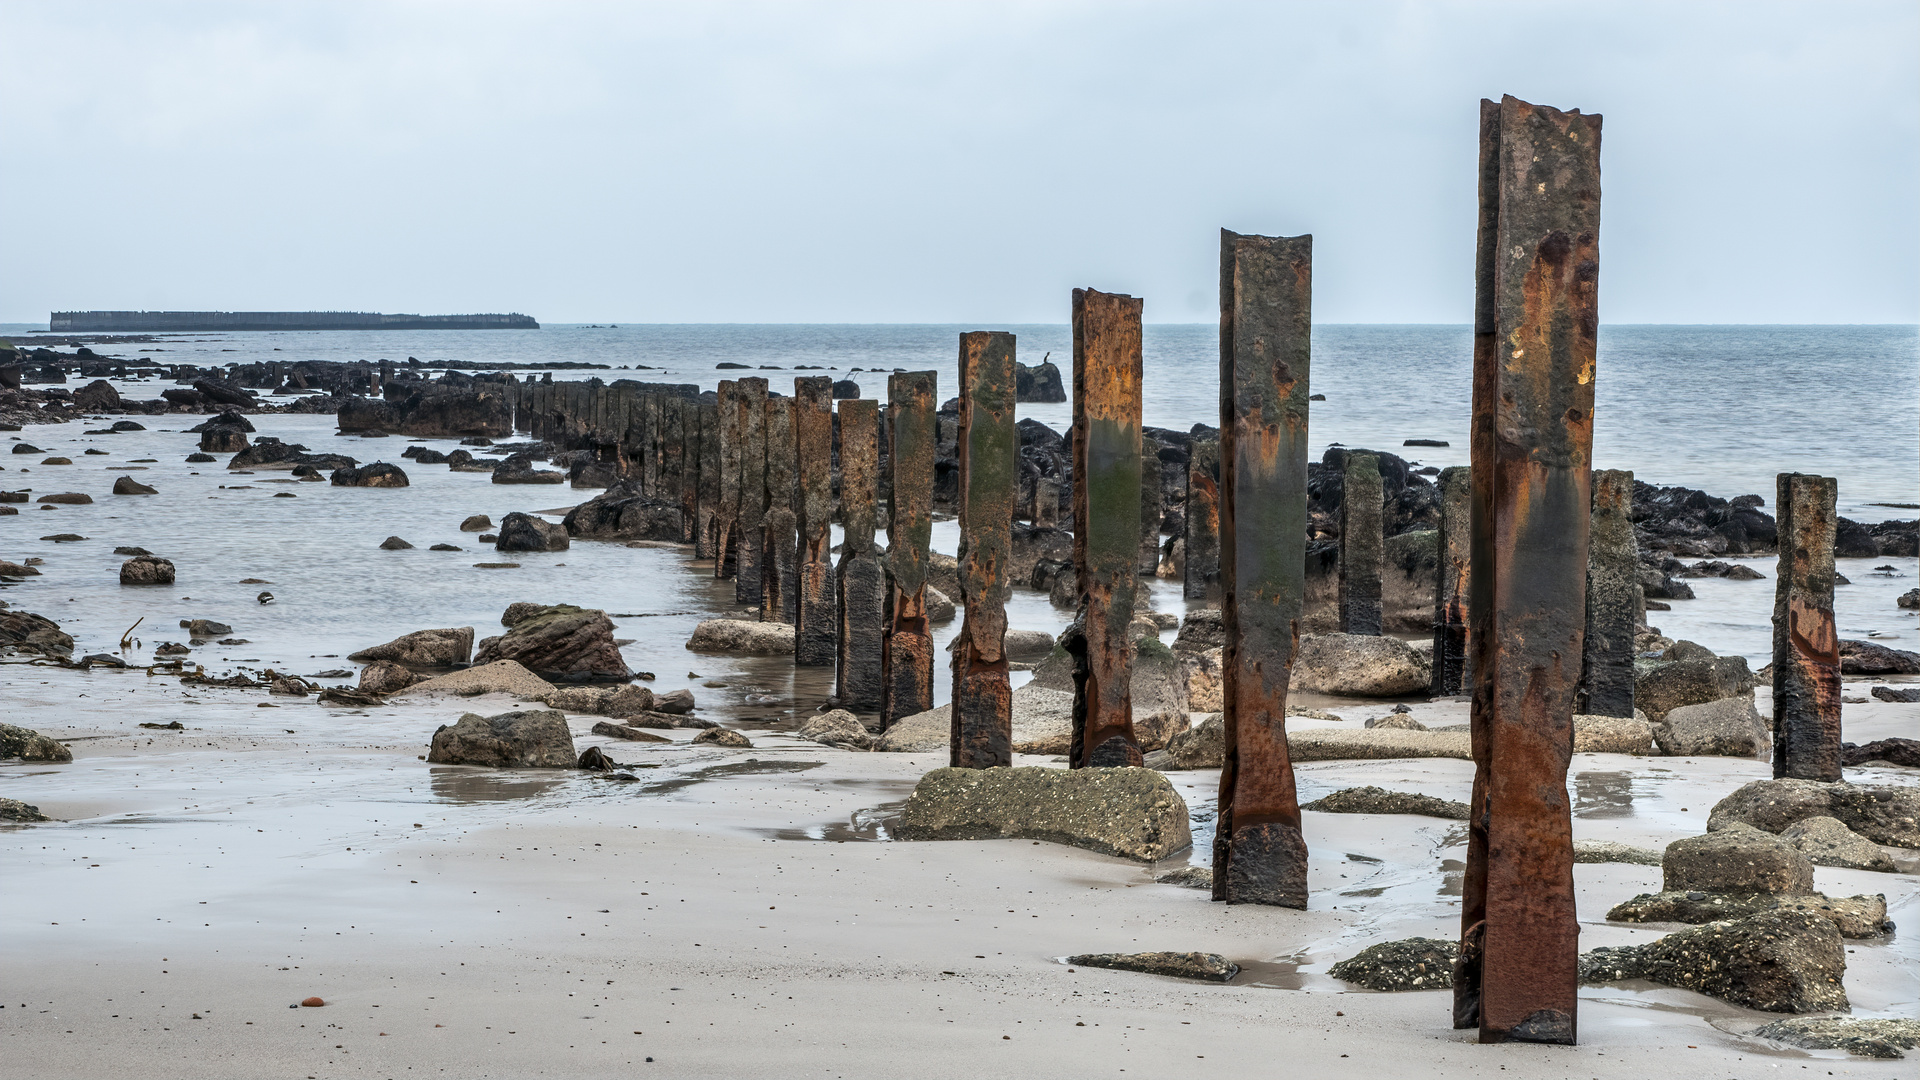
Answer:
836, 399, 886, 712
714, 381, 742, 580
1139, 450, 1165, 576
638, 393, 660, 497
735, 377, 770, 606
676, 397, 702, 545
1213, 229, 1313, 908
1066, 288, 1144, 769
696, 400, 719, 558
882, 371, 937, 728
794, 377, 837, 663
1456, 94, 1599, 1047
1579, 469, 1636, 717
1432, 465, 1472, 696
762, 396, 800, 624
1772, 472, 1841, 781
663, 396, 688, 517
951, 332, 1018, 768
1185, 439, 1221, 601
1338, 450, 1384, 635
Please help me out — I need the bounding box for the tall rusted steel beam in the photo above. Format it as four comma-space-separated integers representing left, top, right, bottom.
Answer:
951, 332, 1017, 768
696, 400, 719, 559
1139, 450, 1164, 577
1772, 473, 1841, 782
735, 377, 770, 606
714, 380, 742, 580
1579, 469, 1636, 717
1432, 465, 1472, 696
762, 396, 799, 624
882, 371, 937, 728
1184, 439, 1221, 601
1338, 450, 1384, 635
794, 377, 837, 664
836, 399, 885, 712
1066, 288, 1143, 769
1455, 94, 1599, 1048
1212, 229, 1312, 909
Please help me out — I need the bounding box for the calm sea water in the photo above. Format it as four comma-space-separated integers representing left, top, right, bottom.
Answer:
8, 322, 1913, 519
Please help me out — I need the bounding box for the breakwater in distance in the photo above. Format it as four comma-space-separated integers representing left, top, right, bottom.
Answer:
49, 311, 539, 332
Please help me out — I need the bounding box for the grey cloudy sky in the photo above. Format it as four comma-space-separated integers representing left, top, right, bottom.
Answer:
2, 1, 1914, 325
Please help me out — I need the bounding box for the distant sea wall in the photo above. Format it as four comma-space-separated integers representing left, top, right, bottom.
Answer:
49, 311, 539, 332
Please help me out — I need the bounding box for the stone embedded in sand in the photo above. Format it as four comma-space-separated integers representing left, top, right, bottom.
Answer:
1288, 726, 1471, 762
1579, 910, 1848, 1013
1171, 609, 1225, 654
651, 688, 697, 715
591, 721, 669, 743
687, 619, 795, 655
1155, 866, 1213, 889
1, 723, 73, 762
1572, 713, 1655, 754
871, 686, 1082, 754
1002, 629, 1056, 662
1289, 633, 1429, 697
1327, 938, 1457, 991
543, 686, 615, 714
301, 997, 325, 1008
1654, 695, 1768, 757
1635, 653, 1754, 721
1843, 736, 1920, 766
1664, 822, 1814, 895
357, 660, 422, 696
1065, 952, 1237, 983
601, 685, 657, 719
1780, 815, 1897, 872
1154, 712, 1223, 769
691, 727, 752, 748
624, 710, 713, 730
1302, 786, 1468, 820
1572, 840, 1663, 866
1363, 714, 1427, 731
1024, 637, 1188, 720
0, 796, 51, 822
427, 709, 576, 768
473, 604, 630, 680
897, 766, 1191, 862
119, 555, 175, 586
1752, 1016, 1920, 1060
1180, 647, 1223, 713
1605, 890, 1891, 938
1707, 778, 1920, 849
111, 476, 157, 495
795, 709, 873, 750
394, 659, 558, 701
348, 626, 475, 668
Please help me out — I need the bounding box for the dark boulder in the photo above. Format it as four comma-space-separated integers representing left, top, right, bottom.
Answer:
472, 603, 630, 680
426, 709, 577, 768
119, 555, 176, 585
1839, 639, 1920, 675
496, 512, 571, 552
1014, 359, 1067, 403
72, 379, 121, 411
0, 610, 74, 656
562, 480, 683, 541
228, 438, 357, 472
1578, 910, 1846, 1013
331, 462, 410, 488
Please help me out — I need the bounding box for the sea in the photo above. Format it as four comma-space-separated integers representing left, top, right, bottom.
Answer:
0, 323, 1914, 720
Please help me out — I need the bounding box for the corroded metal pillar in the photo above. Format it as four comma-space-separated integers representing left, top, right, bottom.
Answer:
1579, 469, 1636, 717
1456, 94, 1599, 1047
951, 332, 1017, 768
836, 399, 886, 712
762, 396, 799, 624
882, 371, 937, 727
714, 381, 742, 580
735, 377, 770, 606
1185, 438, 1221, 601
1213, 229, 1312, 909
1432, 465, 1472, 696
794, 377, 837, 664
1139, 450, 1164, 576
1066, 288, 1143, 769
696, 400, 719, 559
1339, 450, 1384, 635
1772, 473, 1841, 781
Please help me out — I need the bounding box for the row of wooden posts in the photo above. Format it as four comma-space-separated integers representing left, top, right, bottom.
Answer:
497, 96, 1846, 1048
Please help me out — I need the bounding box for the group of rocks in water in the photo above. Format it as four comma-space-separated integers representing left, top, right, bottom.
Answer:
3, 342, 1919, 1059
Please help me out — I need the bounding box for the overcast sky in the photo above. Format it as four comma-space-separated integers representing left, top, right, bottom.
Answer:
2, 1, 1914, 325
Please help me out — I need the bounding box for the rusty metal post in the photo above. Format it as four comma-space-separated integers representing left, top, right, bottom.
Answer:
1338, 450, 1384, 635
735, 377, 769, 606
1139, 450, 1164, 576
677, 397, 702, 545
762, 396, 799, 624
696, 400, 719, 559
640, 392, 661, 498
1213, 230, 1312, 909
1066, 288, 1143, 769
1185, 438, 1221, 601
882, 371, 937, 727
714, 381, 742, 580
1773, 473, 1841, 781
1579, 469, 1636, 717
836, 399, 885, 712
1456, 94, 1599, 1047
1432, 465, 1472, 696
795, 377, 837, 664
951, 332, 1017, 768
